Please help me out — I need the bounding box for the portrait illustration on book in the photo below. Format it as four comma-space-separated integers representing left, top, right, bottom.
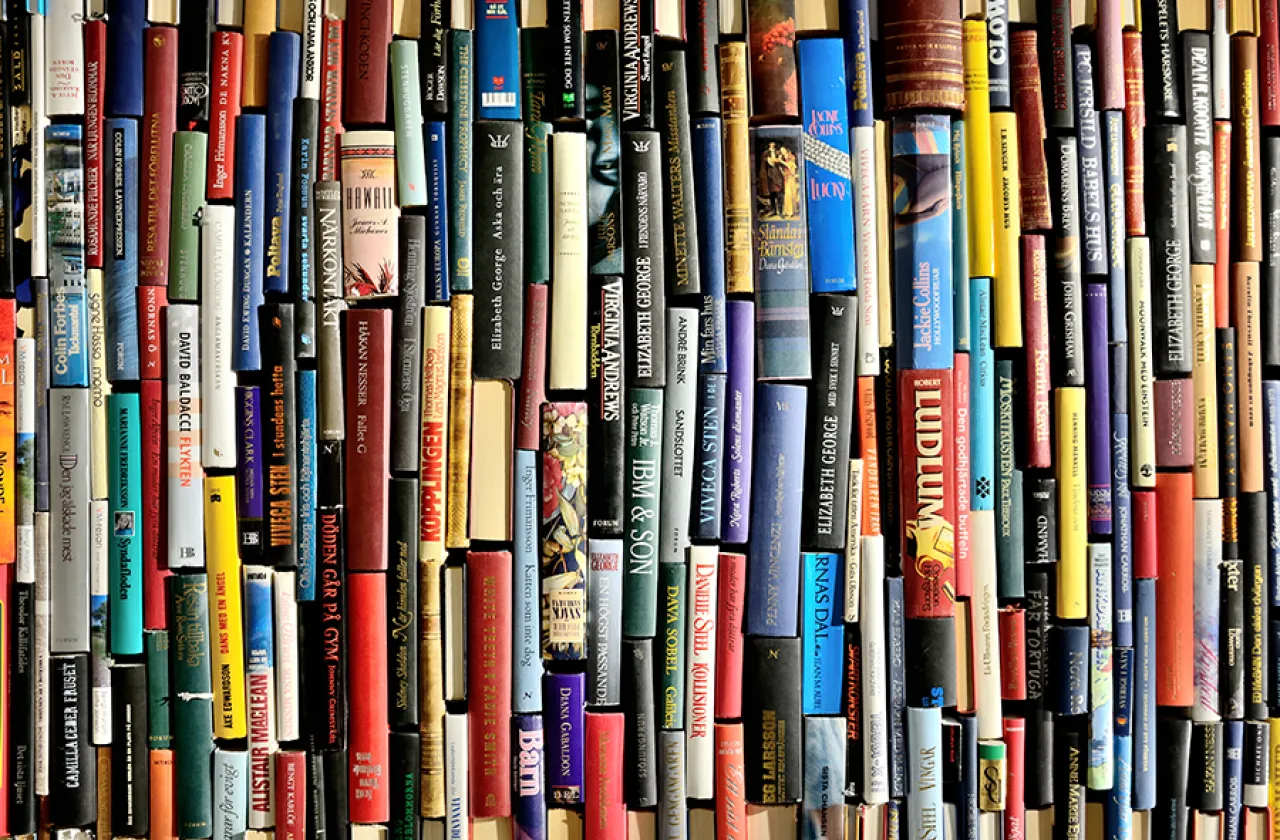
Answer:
586, 80, 621, 275
542, 402, 588, 659
755, 138, 800, 220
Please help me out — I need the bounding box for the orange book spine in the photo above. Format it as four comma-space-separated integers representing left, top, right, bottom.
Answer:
857, 377, 881, 537
1155, 473, 1195, 707
150, 750, 176, 840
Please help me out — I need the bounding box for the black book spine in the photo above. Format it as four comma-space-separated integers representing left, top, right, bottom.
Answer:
960, 714, 979, 840
1024, 569, 1055, 807
1220, 328, 1239, 559
623, 130, 667, 388
620, 0, 654, 129
420, 0, 449, 118
1148, 123, 1192, 377
684, 0, 719, 115
656, 41, 701, 298
622, 637, 658, 808
177, 0, 213, 125
1243, 491, 1270, 720
1026, 477, 1058, 564
1140, 0, 1182, 118
472, 119, 525, 380
390, 731, 421, 840
1244, 720, 1269, 787
0, 18, 11, 300
1265, 138, 1280, 367
111, 663, 150, 836
843, 623, 864, 802
392, 216, 426, 473
1154, 716, 1193, 840
313, 506, 347, 750
1040, 0, 1074, 129
691, 372, 725, 541
1051, 135, 1086, 387
987, 0, 1010, 109
388, 478, 420, 730
323, 748, 349, 829
1074, 42, 1107, 278
1188, 721, 1224, 811
307, 750, 327, 840
50, 653, 95, 828
292, 98, 320, 360
315, 181, 346, 441
587, 30, 624, 276
261, 303, 299, 567
319, 439, 344, 507
942, 717, 964, 815
9, 581, 33, 833
1183, 33, 1216, 265
589, 275, 626, 536
552, 0, 585, 120
877, 351, 902, 576
886, 576, 907, 799
803, 295, 856, 550
744, 636, 802, 804
1052, 720, 1085, 840
1053, 625, 1089, 716
1222, 554, 1245, 719
905, 616, 957, 708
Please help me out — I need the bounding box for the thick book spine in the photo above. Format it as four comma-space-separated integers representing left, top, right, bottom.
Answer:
344, 309, 391, 570
656, 44, 700, 298
549, 132, 589, 390
623, 131, 666, 388
546, 672, 585, 804
107, 393, 143, 655
235, 385, 264, 554
111, 663, 149, 835
899, 370, 956, 620
472, 121, 524, 380
339, 132, 399, 299
139, 28, 177, 287
1075, 44, 1107, 281
587, 31, 623, 276
744, 637, 801, 804
348, 571, 390, 823
541, 403, 588, 660
233, 114, 266, 373
465, 551, 512, 816
623, 638, 658, 807
804, 296, 856, 549
344, 0, 391, 124
50, 388, 90, 652
588, 277, 625, 537
105, 118, 141, 382
388, 478, 419, 730
163, 305, 203, 570
1084, 287, 1112, 535
659, 561, 687, 730
204, 476, 246, 739
798, 38, 855, 293
722, 301, 754, 544
206, 32, 244, 201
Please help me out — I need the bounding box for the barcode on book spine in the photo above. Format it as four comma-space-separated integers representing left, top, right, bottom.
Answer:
482, 92, 517, 108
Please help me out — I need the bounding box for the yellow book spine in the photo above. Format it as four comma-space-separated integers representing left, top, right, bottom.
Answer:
876, 120, 894, 348
89, 270, 110, 503
963, 20, 996, 279
469, 380, 514, 541
720, 43, 753, 295
1270, 719, 1280, 840
419, 557, 446, 817
205, 475, 247, 739
241, 0, 277, 108
991, 111, 1024, 348
1055, 387, 1087, 619
446, 295, 474, 549
1191, 265, 1220, 498
1237, 262, 1263, 493
419, 305, 451, 564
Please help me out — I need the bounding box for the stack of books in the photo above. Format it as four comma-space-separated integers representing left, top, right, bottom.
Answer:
0, 0, 1272, 836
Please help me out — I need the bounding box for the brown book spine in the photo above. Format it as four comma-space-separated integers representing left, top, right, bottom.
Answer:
139, 28, 178, 287
1096, 0, 1124, 110
1215, 122, 1232, 328
879, 0, 964, 113
344, 309, 393, 570
1123, 29, 1146, 237
85, 20, 105, 269
1236, 263, 1263, 493
516, 283, 548, 452
344, 0, 393, 125
1154, 378, 1194, 469
1234, 35, 1263, 263
446, 295, 474, 548
1000, 607, 1027, 701
242, 0, 276, 107
320, 18, 344, 181
720, 42, 753, 294
1011, 31, 1051, 232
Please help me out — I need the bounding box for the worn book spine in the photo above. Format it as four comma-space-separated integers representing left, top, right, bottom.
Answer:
720, 43, 752, 296
542, 403, 588, 661
445, 295, 473, 549
344, 309, 392, 569
656, 43, 700, 298
623, 131, 666, 388
473, 120, 524, 380
339, 132, 399, 299
1236, 36, 1263, 263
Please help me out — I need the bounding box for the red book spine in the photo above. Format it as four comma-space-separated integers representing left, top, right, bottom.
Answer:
467, 550, 513, 817
1264, 0, 1280, 125
1154, 378, 1194, 469
1155, 472, 1194, 707
584, 713, 625, 840
207, 32, 244, 202
276, 751, 306, 840
1096, 0, 1124, 110
348, 572, 390, 823
0, 565, 10, 836
344, 310, 392, 571
1022, 236, 1051, 468
343, 0, 392, 125
1133, 490, 1157, 579
999, 606, 1026, 700
320, 18, 344, 181
516, 284, 548, 451
898, 369, 957, 619
857, 376, 881, 536
84, 21, 105, 269
1215, 122, 1232, 329
139, 27, 178, 286
140, 285, 167, 381
1003, 718, 1026, 840
1123, 30, 1146, 237
714, 724, 747, 840
141, 379, 170, 629
953, 353, 971, 599
714, 552, 745, 720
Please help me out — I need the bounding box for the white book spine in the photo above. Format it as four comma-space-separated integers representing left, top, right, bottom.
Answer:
444, 565, 465, 702
1088, 542, 1114, 790
907, 707, 944, 840
659, 308, 697, 564
685, 546, 718, 799
274, 570, 301, 742
166, 304, 205, 568
853, 126, 880, 376
1193, 499, 1223, 722
216, 0, 245, 26
860, 535, 889, 805
202, 205, 237, 469
659, 730, 688, 840
1127, 237, 1155, 487
89, 270, 111, 502
301, 0, 324, 98
549, 132, 589, 391
970, 510, 1003, 740
844, 459, 864, 622
32, 14, 50, 280
245, 566, 278, 829
213, 749, 251, 840
17, 338, 36, 584
34, 510, 50, 796
718, 0, 742, 34
588, 538, 623, 708
44, 0, 85, 115
445, 712, 470, 840
51, 387, 91, 652
1211, 0, 1229, 119
91, 497, 112, 744
803, 716, 846, 840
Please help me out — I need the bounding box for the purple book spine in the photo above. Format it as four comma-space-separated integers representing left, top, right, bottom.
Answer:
722, 300, 755, 545
513, 714, 547, 840
544, 672, 585, 804
1085, 283, 1113, 535
236, 384, 265, 553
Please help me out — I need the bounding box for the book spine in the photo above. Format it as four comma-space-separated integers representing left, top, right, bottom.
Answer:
623, 637, 658, 807
692, 117, 726, 374
714, 552, 745, 721
623, 131, 666, 388
139, 284, 168, 382
84, 20, 104, 270
163, 305, 203, 570
658, 559, 687, 730
425, 123, 450, 300
390, 41, 427, 208
657, 308, 694, 566
1055, 387, 1087, 619
1235, 36, 1263, 263
1084, 287, 1112, 535
206, 32, 244, 201
198, 205, 234, 467
276, 751, 306, 840
588, 539, 623, 708
655, 44, 700, 301
588, 277, 625, 537
139, 28, 177, 287
313, 507, 346, 750
448, 30, 473, 294
314, 182, 345, 438
245, 568, 277, 827
1075, 44, 1106, 281
46, 126, 89, 389
804, 296, 856, 550
445, 295, 472, 549
512, 714, 547, 837
715, 724, 746, 840
721, 301, 754, 544
546, 672, 585, 804
542, 403, 588, 660
1148, 123, 1192, 377
798, 39, 855, 295
50, 388, 90, 652
339, 132, 399, 300
233, 114, 266, 372
344, 0, 391, 124
745, 637, 801, 804
692, 373, 725, 541
964, 20, 995, 282
388, 478, 418, 730
1051, 135, 1084, 385
522, 117, 549, 287
683, 548, 716, 797
202, 476, 246, 739
50, 653, 94, 826
1020, 237, 1051, 467
167, 131, 206, 304
391, 219, 425, 473
586, 32, 623, 277
898, 369, 956, 620
348, 574, 391, 821
472, 120, 524, 380
344, 309, 391, 570
549, 132, 589, 390
106, 393, 142, 655
319, 18, 343, 180
1237, 264, 1263, 493
719, 43, 752, 296
110, 663, 149, 835
659, 729, 688, 838
170, 574, 214, 837
802, 716, 846, 840
464, 551, 512, 816
105, 118, 141, 382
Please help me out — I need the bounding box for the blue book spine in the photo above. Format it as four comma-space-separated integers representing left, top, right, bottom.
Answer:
970, 276, 994, 511
264, 32, 300, 296
244, 567, 275, 712
892, 115, 953, 371
1085, 284, 1113, 534
1104, 110, 1128, 343
47, 125, 89, 389
960, 714, 978, 840
391, 41, 428, 207
236, 385, 265, 554
1113, 412, 1134, 648
693, 117, 727, 374
952, 120, 969, 351
839, 0, 873, 127
106, 0, 146, 117
1055, 625, 1089, 716
802, 715, 846, 840
798, 38, 856, 294
745, 384, 807, 637
722, 300, 754, 545
513, 714, 547, 840
105, 118, 140, 382
886, 575, 907, 799
907, 707, 943, 840
1132, 577, 1156, 810
448, 31, 474, 293
801, 552, 844, 715
473, 0, 521, 119
425, 122, 450, 303
1224, 720, 1243, 840
296, 370, 318, 601
1074, 43, 1108, 277
1108, 648, 1134, 840
234, 115, 267, 372
1265, 382, 1280, 606
692, 373, 726, 541
513, 449, 542, 713
108, 392, 143, 656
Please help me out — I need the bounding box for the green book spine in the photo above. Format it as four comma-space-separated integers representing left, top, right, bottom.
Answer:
169, 573, 214, 838
623, 388, 663, 638
391, 41, 428, 208
995, 359, 1025, 598
525, 120, 551, 284
520, 27, 549, 124
659, 560, 687, 730
448, 30, 473, 293
145, 629, 172, 749
108, 393, 144, 656
168, 132, 208, 302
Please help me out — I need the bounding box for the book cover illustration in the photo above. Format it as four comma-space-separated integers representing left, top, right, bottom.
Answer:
542, 402, 588, 661
752, 126, 810, 380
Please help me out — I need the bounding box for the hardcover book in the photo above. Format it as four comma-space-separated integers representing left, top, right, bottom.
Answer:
105, 118, 140, 382
340, 132, 399, 299
345, 309, 392, 570
542, 403, 588, 660
745, 0, 798, 118
656, 43, 700, 298
344, 0, 392, 124
804, 296, 856, 549
798, 38, 855, 294
744, 636, 801, 804
139, 28, 177, 287
467, 551, 513, 817
623, 131, 666, 388
472, 121, 524, 380
588, 276, 625, 536
165, 305, 204, 569
720, 43, 752, 295
233, 114, 266, 372
587, 31, 623, 276
623, 388, 663, 639
752, 125, 811, 379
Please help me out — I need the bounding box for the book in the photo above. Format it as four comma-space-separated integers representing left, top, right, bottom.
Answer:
233, 114, 266, 373
541, 402, 587, 661
1184, 35, 1215, 266
693, 117, 727, 373
585, 714, 625, 839
50, 654, 94, 826
659, 560, 687, 730
722, 301, 754, 545
1235, 36, 1263, 263
658, 309, 695, 565
588, 276, 624, 537
659, 730, 688, 838
802, 552, 844, 716
164, 305, 204, 570
51, 388, 90, 653
349, 572, 391, 824
448, 31, 473, 294
1050, 135, 1084, 385
1083, 286, 1112, 535
314, 507, 346, 750
139, 28, 177, 287
235, 385, 264, 554
106, 0, 146, 116
391, 219, 426, 471
745, 0, 798, 117
472, 121, 524, 380
206, 32, 244, 201
391, 41, 427, 207
111, 663, 149, 835
963, 21, 995, 280
587, 31, 623, 277
315, 181, 345, 437
46, 126, 88, 390
798, 38, 855, 293
1148, 123, 1191, 377
466, 551, 512, 817
692, 374, 725, 541
469, 381, 513, 540
1127, 237, 1156, 487
107, 393, 142, 655
515, 287, 544, 450
424, 123, 449, 300
245, 567, 278, 828
513, 715, 547, 837
340, 132, 399, 299
623, 637, 658, 807
752, 125, 811, 379
1103, 111, 1127, 340
715, 552, 745, 720
205, 477, 245, 739
656, 43, 699, 298
1074, 43, 1107, 280
344, 0, 392, 124
546, 672, 585, 804
990, 112, 1022, 348
200, 205, 235, 467
1237, 263, 1263, 494
105, 118, 140, 382
85, 22, 104, 271
345, 309, 392, 570
169, 574, 214, 837
745, 637, 801, 804
720, 43, 752, 296
1055, 387, 1087, 620
387, 479, 418, 730
588, 539, 623, 708
685, 548, 717, 797
319, 18, 343, 178
623, 131, 666, 388
446, 295, 473, 548
550, 132, 589, 391
804, 296, 856, 550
